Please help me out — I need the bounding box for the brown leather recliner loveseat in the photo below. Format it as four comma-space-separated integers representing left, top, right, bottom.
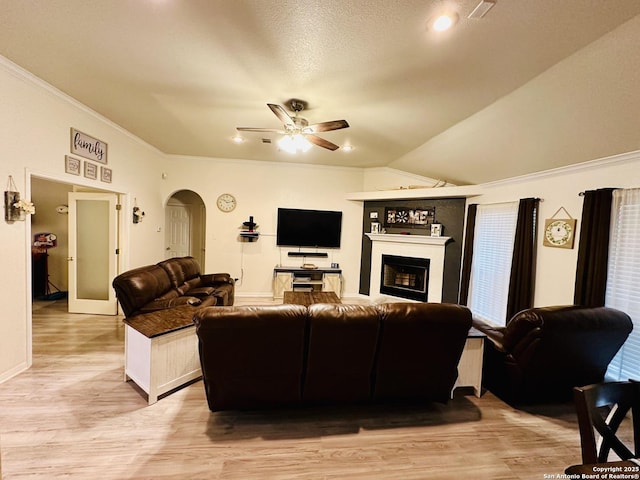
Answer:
193, 302, 472, 411
112, 256, 235, 318
472, 305, 633, 405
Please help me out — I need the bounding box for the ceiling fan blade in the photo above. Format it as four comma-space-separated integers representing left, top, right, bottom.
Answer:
236, 127, 285, 133
306, 134, 340, 151
267, 104, 294, 126
306, 119, 350, 133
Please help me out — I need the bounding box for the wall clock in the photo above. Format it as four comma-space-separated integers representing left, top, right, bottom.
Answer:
216, 193, 237, 212
543, 218, 576, 249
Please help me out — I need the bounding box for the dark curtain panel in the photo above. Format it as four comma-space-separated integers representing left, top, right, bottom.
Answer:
458, 204, 477, 305
506, 197, 540, 321
574, 188, 616, 307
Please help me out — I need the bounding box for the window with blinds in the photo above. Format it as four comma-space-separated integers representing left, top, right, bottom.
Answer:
606, 188, 640, 381
468, 202, 519, 327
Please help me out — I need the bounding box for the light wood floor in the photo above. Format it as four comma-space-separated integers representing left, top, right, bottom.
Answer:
0, 299, 592, 479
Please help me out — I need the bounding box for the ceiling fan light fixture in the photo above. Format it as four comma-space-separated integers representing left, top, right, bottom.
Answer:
232, 134, 244, 144
278, 134, 312, 154
342, 145, 354, 152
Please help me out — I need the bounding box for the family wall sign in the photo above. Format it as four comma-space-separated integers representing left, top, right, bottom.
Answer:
70, 128, 108, 164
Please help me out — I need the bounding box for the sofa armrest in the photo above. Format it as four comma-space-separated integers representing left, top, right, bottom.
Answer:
472, 316, 507, 353
137, 296, 210, 314
201, 273, 235, 285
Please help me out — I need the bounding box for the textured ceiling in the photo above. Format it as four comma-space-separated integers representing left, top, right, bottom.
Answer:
1, 1, 639, 184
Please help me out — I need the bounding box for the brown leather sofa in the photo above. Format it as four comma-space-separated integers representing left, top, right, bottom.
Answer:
112, 256, 235, 318
193, 302, 472, 411
472, 305, 633, 405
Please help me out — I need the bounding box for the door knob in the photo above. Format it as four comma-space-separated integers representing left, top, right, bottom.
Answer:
67, 257, 74, 261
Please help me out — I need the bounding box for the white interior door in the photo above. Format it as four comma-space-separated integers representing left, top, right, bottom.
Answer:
166, 205, 191, 258
68, 192, 119, 315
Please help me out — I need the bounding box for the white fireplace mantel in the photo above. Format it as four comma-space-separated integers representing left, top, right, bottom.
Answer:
367, 233, 450, 303
365, 233, 451, 246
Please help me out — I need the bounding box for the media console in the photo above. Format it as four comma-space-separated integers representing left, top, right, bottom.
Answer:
273, 266, 342, 300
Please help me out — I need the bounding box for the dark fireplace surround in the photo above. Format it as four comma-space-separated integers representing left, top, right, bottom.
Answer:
380, 254, 430, 302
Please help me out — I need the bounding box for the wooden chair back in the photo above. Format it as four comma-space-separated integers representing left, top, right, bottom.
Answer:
573, 381, 640, 464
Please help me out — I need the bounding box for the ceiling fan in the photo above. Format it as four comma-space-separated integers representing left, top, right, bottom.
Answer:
237, 99, 349, 152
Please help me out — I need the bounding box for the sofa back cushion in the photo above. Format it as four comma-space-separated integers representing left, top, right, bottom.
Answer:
158, 256, 202, 291
503, 305, 633, 391
303, 303, 380, 404
373, 302, 472, 403
193, 305, 308, 411
112, 265, 172, 317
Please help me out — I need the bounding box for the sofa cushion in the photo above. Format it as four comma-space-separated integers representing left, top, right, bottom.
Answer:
158, 256, 201, 288
112, 264, 173, 317
193, 305, 308, 411
373, 302, 472, 403
303, 303, 380, 404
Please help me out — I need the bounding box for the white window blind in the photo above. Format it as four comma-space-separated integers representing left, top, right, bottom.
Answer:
468, 202, 519, 327
606, 188, 640, 381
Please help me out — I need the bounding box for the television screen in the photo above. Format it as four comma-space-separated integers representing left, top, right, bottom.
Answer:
276, 208, 342, 248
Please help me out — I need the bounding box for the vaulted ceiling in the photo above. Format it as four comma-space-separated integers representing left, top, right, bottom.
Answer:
2, 1, 639, 184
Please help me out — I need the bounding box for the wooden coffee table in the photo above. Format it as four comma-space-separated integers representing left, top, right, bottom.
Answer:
283, 291, 341, 306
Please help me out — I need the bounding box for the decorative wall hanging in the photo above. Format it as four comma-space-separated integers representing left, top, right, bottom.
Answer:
70, 128, 108, 164
4, 175, 35, 223
384, 206, 435, 229
64, 155, 81, 175
543, 207, 577, 249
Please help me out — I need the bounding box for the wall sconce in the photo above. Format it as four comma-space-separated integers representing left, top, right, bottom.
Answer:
133, 198, 145, 224
4, 175, 35, 223
133, 206, 145, 224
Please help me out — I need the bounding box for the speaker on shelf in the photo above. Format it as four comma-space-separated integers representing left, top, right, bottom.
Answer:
287, 252, 328, 257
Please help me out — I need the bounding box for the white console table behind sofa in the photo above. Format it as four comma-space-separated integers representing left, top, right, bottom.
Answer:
124, 305, 203, 404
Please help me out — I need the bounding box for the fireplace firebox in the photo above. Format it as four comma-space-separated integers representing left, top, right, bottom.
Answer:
380, 254, 430, 302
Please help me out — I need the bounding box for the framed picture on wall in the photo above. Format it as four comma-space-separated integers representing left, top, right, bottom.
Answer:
100, 166, 112, 183
84, 161, 98, 180
65, 155, 81, 175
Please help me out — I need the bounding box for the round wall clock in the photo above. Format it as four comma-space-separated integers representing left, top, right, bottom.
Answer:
544, 219, 576, 248
216, 193, 237, 212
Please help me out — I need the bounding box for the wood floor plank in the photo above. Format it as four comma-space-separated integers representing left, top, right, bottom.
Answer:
0, 299, 624, 479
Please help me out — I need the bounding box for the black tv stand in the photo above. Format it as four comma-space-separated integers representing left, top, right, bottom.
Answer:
287, 252, 328, 258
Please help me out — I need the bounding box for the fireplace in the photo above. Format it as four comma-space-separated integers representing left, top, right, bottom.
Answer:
380, 254, 429, 302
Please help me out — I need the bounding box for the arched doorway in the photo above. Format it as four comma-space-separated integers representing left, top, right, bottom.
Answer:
165, 190, 206, 267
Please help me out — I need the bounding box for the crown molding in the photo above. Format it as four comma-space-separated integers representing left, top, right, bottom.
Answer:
481, 150, 640, 188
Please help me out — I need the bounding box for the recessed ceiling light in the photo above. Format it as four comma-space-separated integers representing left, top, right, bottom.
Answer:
429, 12, 458, 32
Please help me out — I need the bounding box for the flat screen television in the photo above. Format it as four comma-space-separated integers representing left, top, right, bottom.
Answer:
276, 208, 342, 248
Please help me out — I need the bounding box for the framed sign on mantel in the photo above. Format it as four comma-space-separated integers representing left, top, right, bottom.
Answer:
384, 206, 435, 229
70, 128, 108, 164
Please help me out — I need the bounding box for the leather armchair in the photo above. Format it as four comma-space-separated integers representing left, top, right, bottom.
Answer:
473, 305, 633, 405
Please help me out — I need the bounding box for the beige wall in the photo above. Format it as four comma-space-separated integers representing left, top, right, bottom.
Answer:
469, 152, 640, 307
